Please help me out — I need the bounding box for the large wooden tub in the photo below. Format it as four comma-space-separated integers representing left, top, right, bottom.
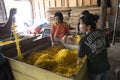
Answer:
1, 37, 87, 80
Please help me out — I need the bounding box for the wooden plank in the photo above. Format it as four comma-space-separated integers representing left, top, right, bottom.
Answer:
61, 0, 64, 6
39, 0, 45, 19
83, 0, 91, 6
12, 71, 34, 80
46, 7, 71, 12
8, 56, 87, 80
64, 0, 69, 7
112, 0, 120, 45
45, 0, 50, 10
1, 37, 51, 58
75, 60, 87, 80
50, 0, 55, 7
91, 0, 97, 5
101, 0, 107, 29
32, 0, 40, 19
110, 0, 120, 16
78, 0, 83, 6
69, 0, 77, 7
30, 0, 35, 20
8, 57, 73, 80
56, 0, 62, 7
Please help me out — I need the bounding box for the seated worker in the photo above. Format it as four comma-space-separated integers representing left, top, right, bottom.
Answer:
50, 11, 69, 47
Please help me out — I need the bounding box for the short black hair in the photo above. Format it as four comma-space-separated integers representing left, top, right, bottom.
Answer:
54, 11, 63, 22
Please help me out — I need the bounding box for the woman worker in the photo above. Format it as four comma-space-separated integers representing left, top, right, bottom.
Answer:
77, 12, 110, 80
50, 11, 69, 47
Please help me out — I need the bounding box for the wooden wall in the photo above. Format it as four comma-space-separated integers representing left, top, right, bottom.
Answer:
43, 0, 97, 9
32, 0, 119, 20
32, 0, 120, 18
32, 0, 98, 18
32, 0, 99, 24
31, 0, 120, 33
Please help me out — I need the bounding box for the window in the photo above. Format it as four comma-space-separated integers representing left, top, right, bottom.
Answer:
4, 0, 33, 33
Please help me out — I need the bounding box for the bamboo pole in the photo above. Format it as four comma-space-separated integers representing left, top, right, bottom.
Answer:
100, 0, 107, 30
112, 0, 120, 45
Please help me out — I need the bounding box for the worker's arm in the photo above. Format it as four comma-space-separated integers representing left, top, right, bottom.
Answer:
62, 23, 70, 42
50, 25, 55, 47
77, 37, 86, 64
50, 34, 55, 47
77, 57, 83, 65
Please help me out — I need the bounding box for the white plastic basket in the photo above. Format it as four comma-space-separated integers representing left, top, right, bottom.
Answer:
62, 43, 79, 49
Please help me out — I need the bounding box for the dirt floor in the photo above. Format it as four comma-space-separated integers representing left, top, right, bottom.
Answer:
108, 42, 120, 80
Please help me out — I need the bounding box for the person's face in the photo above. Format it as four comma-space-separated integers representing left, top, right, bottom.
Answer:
79, 23, 89, 33
55, 16, 62, 24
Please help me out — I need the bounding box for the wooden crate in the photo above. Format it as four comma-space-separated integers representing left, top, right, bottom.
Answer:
7, 57, 87, 80
2, 37, 87, 80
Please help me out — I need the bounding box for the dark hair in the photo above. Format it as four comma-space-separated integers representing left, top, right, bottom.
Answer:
77, 10, 90, 34
80, 13, 99, 30
54, 11, 63, 22
97, 0, 112, 7
81, 10, 89, 16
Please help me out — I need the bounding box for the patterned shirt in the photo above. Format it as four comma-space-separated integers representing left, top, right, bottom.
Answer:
78, 29, 110, 74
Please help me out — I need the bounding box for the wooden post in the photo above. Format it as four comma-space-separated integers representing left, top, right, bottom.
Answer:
78, 0, 83, 6
56, 0, 62, 7
112, 0, 120, 45
30, 0, 35, 23
100, 0, 107, 30
0, 0, 7, 22
67, 0, 69, 7
64, 0, 69, 7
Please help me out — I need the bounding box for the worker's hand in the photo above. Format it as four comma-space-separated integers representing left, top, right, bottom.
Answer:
77, 60, 83, 65
62, 35, 67, 43
77, 58, 83, 65
51, 42, 55, 47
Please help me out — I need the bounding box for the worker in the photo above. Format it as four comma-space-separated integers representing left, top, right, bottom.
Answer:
77, 12, 110, 80
50, 11, 69, 47
0, 49, 15, 80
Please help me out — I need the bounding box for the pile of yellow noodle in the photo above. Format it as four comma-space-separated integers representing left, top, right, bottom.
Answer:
24, 45, 86, 77
23, 35, 84, 77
